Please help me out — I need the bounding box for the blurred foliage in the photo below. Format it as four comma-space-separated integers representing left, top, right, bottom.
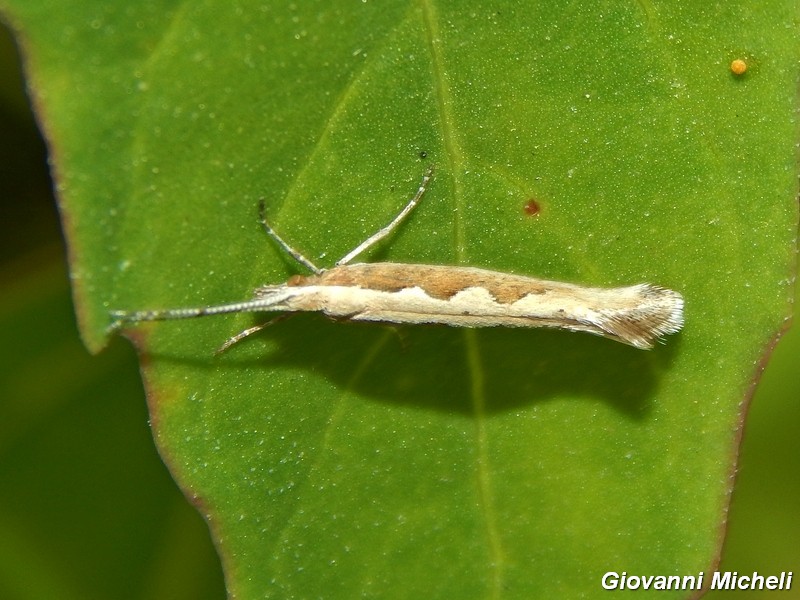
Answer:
707, 318, 800, 599
0, 22, 226, 600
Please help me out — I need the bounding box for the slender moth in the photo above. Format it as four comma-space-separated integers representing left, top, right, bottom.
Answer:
109, 167, 684, 351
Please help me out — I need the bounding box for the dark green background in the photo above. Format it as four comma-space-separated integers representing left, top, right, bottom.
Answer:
0, 23, 226, 600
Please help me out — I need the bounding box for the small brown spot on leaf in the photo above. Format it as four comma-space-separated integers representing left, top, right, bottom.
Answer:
523, 198, 541, 216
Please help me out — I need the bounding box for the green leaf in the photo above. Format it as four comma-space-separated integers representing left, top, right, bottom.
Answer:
3, 1, 798, 598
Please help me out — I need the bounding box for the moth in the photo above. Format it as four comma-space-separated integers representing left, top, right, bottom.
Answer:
109, 167, 684, 351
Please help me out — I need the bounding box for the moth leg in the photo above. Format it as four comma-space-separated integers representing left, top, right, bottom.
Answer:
336, 165, 434, 266
386, 324, 411, 352
258, 201, 322, 274
215, 313, 294, 355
